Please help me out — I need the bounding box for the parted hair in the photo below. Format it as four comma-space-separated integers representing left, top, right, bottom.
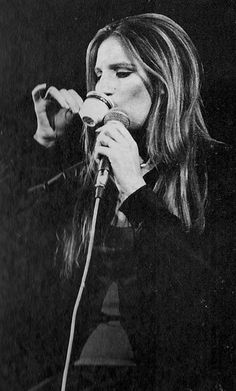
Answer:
63, 13, 211, 273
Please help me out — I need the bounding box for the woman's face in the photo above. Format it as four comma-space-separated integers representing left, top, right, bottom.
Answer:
94, 36, 152, 131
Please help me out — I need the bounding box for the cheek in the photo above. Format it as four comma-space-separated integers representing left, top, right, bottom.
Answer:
125, 85, 152, 129
127, 79, 151, 108
128, 84, 152, 121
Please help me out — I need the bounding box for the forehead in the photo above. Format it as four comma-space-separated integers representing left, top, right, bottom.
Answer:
95, 36, 135, 66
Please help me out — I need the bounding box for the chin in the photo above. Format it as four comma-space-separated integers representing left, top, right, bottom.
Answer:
129, 120, 145, 131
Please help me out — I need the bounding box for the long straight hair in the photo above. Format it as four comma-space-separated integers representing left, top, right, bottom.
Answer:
63, 13, 212, 273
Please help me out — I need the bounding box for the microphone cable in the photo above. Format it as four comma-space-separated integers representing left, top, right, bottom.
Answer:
61, 195, 100, 391
60, 109, 130, 391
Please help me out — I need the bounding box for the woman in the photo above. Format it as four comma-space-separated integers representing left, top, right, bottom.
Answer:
30, 13, 234, 391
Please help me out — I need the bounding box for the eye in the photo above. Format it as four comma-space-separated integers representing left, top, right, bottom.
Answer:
116, 71, 132, 78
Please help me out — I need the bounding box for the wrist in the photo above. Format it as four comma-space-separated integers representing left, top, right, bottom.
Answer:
119, 178, 146, 204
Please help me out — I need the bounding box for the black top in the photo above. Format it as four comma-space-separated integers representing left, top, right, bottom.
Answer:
75, 224, 136, 366
2, 137, 235, 390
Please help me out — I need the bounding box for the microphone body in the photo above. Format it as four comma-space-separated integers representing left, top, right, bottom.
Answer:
95, 109, 130, 199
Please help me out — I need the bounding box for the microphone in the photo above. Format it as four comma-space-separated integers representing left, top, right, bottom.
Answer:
104, 108, 130, 128
95, 108, 130, 199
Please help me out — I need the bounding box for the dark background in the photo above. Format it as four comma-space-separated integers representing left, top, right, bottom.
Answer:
0, 1, 235, 390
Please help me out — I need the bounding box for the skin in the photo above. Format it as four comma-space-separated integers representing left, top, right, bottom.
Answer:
33, 84, 83, 147
94, 36, 152, 131
33, 36, 152, 202
94, 36, 152, 201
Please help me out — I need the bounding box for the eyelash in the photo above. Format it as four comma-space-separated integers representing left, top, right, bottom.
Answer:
95, 71, 132, 80
116, 71, 132, 78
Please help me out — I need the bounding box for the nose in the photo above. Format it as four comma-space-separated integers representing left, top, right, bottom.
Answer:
95, 74, 115, 96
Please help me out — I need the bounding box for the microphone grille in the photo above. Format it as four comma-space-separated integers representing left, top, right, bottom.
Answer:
104, 108, 130, 128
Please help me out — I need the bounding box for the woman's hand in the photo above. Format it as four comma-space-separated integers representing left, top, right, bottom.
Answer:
94, 121, 146, 202
32, 83, 83, 148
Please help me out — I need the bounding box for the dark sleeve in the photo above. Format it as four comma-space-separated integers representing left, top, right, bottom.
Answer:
120, 185, 200, 268
15, 137, 78, 191
120, 184, 181, 230
4, 133, 83, 243
10, 113, 83, 192
120, 186, 224, 389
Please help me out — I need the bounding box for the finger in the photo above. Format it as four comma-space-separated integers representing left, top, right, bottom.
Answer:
32, 83, 47, 103
44, 86, 70, 109
108, 120, 135, 143
59, 89, 80, 114
94, 145, 111, 162
96, 134, 117, 148
96, 123, 127, 145
68, 89, 83, 112
97, 122, 134, 144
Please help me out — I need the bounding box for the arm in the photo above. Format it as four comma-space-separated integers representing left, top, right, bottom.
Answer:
93, 116, 232, 387
120, 186, 218, 389
14, 84, 84, 191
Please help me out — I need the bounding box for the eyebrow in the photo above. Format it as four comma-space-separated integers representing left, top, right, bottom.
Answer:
94, 62, 136, 73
